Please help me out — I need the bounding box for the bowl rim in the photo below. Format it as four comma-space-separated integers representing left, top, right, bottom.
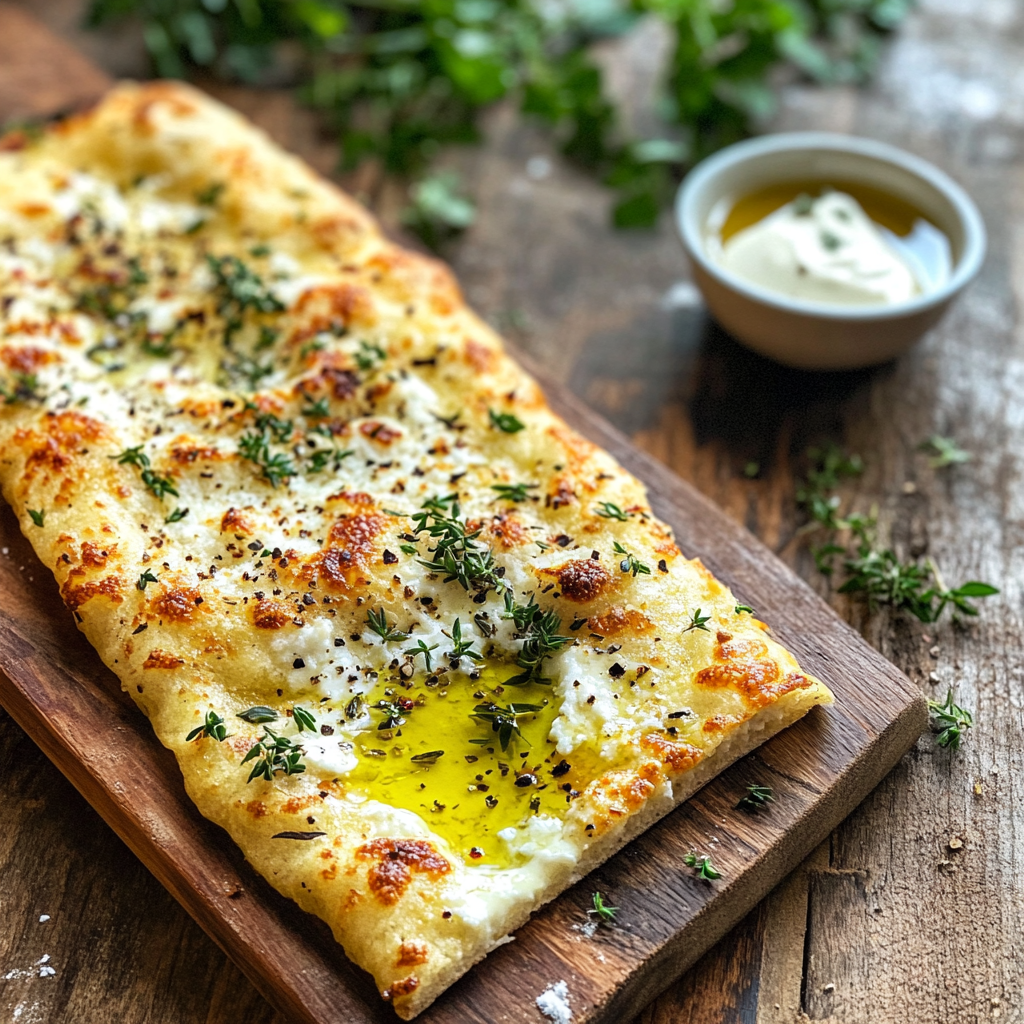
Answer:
675, 131, 987, 322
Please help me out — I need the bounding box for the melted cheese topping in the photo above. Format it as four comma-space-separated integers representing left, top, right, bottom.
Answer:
0, 83, 832, 1019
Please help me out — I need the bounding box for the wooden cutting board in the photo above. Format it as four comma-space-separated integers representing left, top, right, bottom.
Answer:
0, 350, 926, 1024
0, 18, 926, 1021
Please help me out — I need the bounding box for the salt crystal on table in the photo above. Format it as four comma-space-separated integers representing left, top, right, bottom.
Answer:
39, 915, 49, 923
536, 980, 572, 1023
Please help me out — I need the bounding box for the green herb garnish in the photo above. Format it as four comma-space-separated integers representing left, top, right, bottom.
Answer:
491, 483, 535, 503
470, 702, 543, 752
501, 593, 571, 686
241, 727, 306, 782
0, 372, 43, 405
489, 409, 525, 434
165, 507, 189, 523
237, 706, 279, 724
736, 784, 774, 812
684, 851, 721, 880
195, 181, 225, 206
683, 608, 712, 633
355, 340, 386, 372
920, 435, 971, 469
446, 617, 482, 663
589, 891, 617, 924
292, 706, 317, 733
927, 690, 973, 750
404, 639, 439, 672
366, 607, 409, 643
403, 494, 507, 595
136, 569, 159, 591
114, 445, 179, 500
186, 710, 227, 742
594, 502, 629, 522
613, 541, 650, 577
27, 508, 45, 527
206, 253, 284, 318
375, 697, 413, 731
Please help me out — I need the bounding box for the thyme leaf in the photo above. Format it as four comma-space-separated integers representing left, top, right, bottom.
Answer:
588, 891, 617, 924
489, 408, 525, 433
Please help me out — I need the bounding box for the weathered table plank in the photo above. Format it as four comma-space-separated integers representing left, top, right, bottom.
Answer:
1, 0, 1022, 1022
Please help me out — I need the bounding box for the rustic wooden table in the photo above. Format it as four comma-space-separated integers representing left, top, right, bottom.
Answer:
1, 2, 1021, 1023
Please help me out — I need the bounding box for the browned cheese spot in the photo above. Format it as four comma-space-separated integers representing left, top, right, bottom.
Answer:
542, 558, 613, 603
61, 572, 125, 610
640, 733, 703, 773
143, 648, 184, 670
301, 512, 387, 591
396, 941, 429, 967
221, 507, 254, 535
355, 838, 450, 907
170, 442, 225, 465
80, 541, 115, 568
382, 975, 420, 1002
253, 598, 291, 629
587, 606, 654, 637
487, 512, 529, 550
0, 344, 59, 373
359, 421, 402, 445
151, 585, 202, 623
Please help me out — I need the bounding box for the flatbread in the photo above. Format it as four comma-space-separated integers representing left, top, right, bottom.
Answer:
0, 82, 832, 1018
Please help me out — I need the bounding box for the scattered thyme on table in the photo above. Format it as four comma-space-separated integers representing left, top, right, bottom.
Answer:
796, 443, 998, 623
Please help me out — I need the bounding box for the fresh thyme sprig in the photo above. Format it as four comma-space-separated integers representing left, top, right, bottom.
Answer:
920, 435, 971, 469
736, 784, 774, 812
501, 593, 571, 686
165, 507, 189, 523
588, 891, 617, 924
400, 494, 507, 595
241, 727, 306, 783
927, 690, 973, 750
797, 444, 998, 623
683, 851, 721, 880
404, 639, 439, 672
114, 445, 179, 501
491, 483, 536, 503
470, 702, 543, 752
682, 609, 712, 633
613, 541, 650, 578
27, 508, 45, 528
186, 710, 227, 742
206, 253, 284, 319
445, 618, 482, 663
366, 607, 409, 643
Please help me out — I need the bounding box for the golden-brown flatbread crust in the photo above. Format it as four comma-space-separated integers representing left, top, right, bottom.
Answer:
0, 82, 831, 1018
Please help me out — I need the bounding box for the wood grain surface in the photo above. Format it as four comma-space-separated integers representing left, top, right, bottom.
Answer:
1, 1, 1021, 1023
0, 331, 925, 1024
